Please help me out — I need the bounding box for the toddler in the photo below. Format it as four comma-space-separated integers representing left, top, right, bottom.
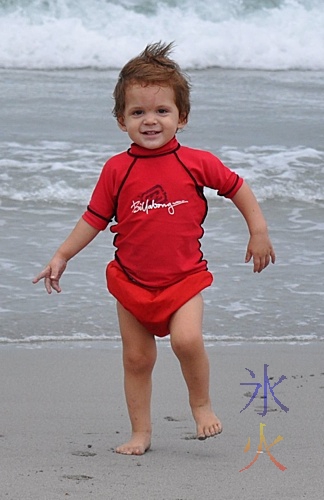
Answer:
33, 42, 275, 455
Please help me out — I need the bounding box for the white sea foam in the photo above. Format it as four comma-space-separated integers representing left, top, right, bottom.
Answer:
0, 332, 322, 347
1, 141, 323, 205
0, 0, 323, 70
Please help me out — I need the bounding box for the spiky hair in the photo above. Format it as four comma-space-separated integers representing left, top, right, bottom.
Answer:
113, 42, 191, 122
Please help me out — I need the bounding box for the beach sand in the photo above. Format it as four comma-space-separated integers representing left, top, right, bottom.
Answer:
1, 342, 323, 499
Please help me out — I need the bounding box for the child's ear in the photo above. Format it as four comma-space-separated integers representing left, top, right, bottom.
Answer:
117, 116, 127, 131
178, 113, 188, 130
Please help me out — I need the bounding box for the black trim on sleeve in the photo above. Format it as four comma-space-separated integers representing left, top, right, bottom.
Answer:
217, 174, 240, 197
86, 205, 111, 223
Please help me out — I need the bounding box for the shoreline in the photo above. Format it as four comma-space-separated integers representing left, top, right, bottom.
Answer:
1, 336, 323, 351
1, 342, 323, 499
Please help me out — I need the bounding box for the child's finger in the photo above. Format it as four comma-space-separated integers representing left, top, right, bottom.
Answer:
50, 278, 62, 293
32, 266, 50, 284
245, 250, 252, 263
254, 254, 272, 273
44, 277, 53, 294
270, 248, 276, 264
253, 256, 261, 273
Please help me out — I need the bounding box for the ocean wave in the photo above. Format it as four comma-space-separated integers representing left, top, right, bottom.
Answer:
0, 0, 323, 70
1, 141, 323, 205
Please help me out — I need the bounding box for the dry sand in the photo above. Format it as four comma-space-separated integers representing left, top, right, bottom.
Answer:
1, 342, 323, 499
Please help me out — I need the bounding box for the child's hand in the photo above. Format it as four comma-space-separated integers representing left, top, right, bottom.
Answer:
245, 233, 276, 273
32, 257, 67, 294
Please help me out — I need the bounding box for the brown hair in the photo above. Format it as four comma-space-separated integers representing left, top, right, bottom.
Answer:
113, 42, 191, 122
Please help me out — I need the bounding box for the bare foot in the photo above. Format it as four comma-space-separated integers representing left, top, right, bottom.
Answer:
115, 431, 151, 455
192, 402, 223, 440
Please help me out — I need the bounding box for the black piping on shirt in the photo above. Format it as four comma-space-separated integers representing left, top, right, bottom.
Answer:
86, 205, 111, 223
217, 173, 240, 197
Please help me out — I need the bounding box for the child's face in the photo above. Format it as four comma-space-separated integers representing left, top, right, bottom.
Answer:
117, 84, 186, 149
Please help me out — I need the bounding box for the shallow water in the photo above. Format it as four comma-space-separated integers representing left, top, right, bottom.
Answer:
1, 68, 323, 346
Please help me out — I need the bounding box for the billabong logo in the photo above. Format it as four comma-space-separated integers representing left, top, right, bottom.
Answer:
132, 184, 188, 215
140, 185, 168, 204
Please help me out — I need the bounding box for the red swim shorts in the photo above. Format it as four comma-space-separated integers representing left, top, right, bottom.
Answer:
106, 260, 213, 337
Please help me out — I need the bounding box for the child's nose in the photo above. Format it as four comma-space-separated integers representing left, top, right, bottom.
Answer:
143, 112, 157, 124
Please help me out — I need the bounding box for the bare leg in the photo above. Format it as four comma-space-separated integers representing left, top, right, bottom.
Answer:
169, 294, 222, 440
115, 302, 157, 455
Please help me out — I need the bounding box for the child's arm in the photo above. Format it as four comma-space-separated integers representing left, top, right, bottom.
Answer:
231, 181, 276, 273
33, 218, 100, 293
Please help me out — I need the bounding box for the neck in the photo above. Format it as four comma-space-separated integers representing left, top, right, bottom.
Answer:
128, 137, 179, 158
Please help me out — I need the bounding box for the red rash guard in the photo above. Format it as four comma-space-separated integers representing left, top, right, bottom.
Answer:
82, 137, 243, 288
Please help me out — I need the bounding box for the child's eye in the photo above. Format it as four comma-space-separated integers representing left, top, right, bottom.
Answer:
157, 108, 168, 114
132, 110, 143, 116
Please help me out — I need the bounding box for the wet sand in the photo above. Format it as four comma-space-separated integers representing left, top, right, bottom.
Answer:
1, 342, 323, 499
